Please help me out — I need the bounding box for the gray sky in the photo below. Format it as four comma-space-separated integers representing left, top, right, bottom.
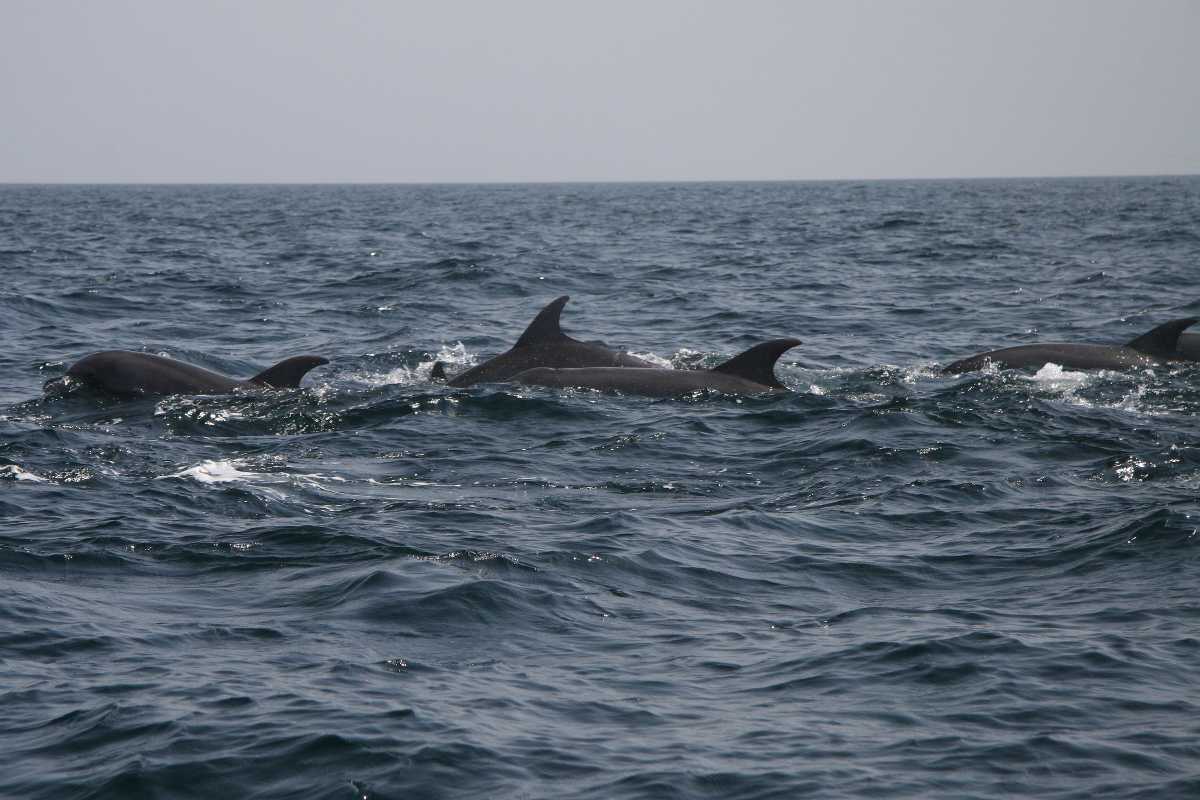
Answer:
2, 0, 1197, 182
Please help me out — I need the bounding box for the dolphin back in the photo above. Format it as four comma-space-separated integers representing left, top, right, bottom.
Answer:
512, 337, 802, 396
447, 296, 654, 387
66, 351, 244, 396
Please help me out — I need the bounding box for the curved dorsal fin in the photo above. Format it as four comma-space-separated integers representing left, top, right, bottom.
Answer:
430, 361, 448, 381
249, 355, 330, 388
1126, 318, 1199, 357
514, 296, 570, 348
710, 338, 802, 388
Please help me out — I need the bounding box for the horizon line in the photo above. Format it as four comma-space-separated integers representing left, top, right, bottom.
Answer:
2, 171, 1198, 186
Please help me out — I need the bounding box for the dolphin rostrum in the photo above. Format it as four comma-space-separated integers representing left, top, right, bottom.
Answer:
443, 296, 656, 387
55, 351, 329, 397
942, 318, 1199, 375
511, 338, 801, 397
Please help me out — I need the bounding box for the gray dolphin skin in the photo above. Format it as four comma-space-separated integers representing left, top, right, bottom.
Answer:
59, 351, 330, 397
444, 296, 656, 387
1175, 332, 1200, 362
511, 338, 802, 396
942, 318, 1199, 375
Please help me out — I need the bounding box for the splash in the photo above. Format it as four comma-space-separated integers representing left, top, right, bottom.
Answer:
161, 459, 267, 484
1028, 362, 1093, 394
354, 342, 472, 387
1019, 363, 1164, 417
628, 350, 673, 368
0, 464, 48, 482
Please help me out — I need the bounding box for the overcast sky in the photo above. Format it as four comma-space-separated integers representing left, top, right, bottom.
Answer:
1, 0, 1196, 182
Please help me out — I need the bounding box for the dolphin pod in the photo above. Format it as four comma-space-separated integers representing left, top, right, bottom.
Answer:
47, 298, 1200, 402
439, 296, 657, 387
942, 318, 1199, 375
56, 351, 329, 397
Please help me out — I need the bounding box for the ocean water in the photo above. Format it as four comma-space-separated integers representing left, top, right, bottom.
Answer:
2, 178, 1200, 799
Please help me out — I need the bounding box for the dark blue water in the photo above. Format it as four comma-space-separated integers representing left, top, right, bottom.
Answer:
3, 179, 1200, 799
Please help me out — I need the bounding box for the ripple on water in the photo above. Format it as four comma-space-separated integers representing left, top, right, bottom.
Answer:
4, 180, 1200, 799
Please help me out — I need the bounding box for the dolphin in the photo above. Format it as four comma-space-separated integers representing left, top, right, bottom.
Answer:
54, 351, 329, 397
511, 338, 801, 397
443, 296, 656, 387
942, 318, 1199, 375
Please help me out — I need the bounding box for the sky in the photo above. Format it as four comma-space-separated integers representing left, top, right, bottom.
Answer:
1, 0, 1197, 182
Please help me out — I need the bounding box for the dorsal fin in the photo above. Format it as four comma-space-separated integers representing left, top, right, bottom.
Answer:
430, 361, 447, 380
249, 355, 329, 388
709, 338, 801, 388
514, 296, 570, 348
1126, 318, 1199, 357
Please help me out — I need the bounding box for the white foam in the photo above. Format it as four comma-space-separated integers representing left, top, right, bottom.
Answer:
159, 459, 377, 504
1028, 362, 1093, 392
159, 459, 299, 502
628, 351, 674, 369
155, 398, 251, 422
1018, 363, 1166, 417
0, 464, 48, 482
162, 459, 266, 484
670, 347, 707, 368
354, 342, 472, 387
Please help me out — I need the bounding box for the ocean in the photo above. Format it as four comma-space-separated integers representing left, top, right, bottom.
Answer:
2, 178, 1199, 799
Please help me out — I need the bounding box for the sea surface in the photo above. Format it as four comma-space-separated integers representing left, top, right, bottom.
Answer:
2, 178, 1200, 799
